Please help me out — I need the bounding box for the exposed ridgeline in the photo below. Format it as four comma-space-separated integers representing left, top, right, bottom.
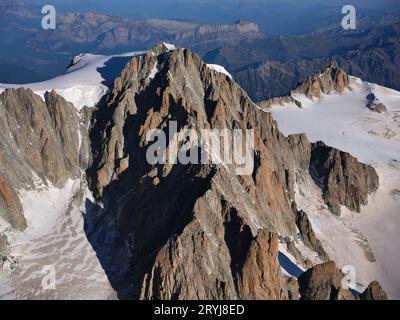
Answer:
175, 20, 262, 42
292, 61, 349, 100
87, 44, 384, 299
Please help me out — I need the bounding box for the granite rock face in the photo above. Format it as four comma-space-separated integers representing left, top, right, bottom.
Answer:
0, 88, 90, 232
87, 44, 317, 299
0, 44, 386, 300
295, 209, 329, 261
236, 230, 288, 300
0, 175, 26, 231
299, 262, 388, 300
0, 233, 8, 256
293, 61, 349, 100
87, 44, 383, 299
298, 262, 355, 300
310, 141, 379, 216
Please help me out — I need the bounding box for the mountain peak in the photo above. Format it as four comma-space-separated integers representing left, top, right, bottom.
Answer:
293, 61, 350, 100
258, 61, 350, 109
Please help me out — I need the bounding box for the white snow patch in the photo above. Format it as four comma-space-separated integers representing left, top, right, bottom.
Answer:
162, 42, 176, 51
148, 63, 159, 81
18, 179, 77, 237
206, 64, 232, 79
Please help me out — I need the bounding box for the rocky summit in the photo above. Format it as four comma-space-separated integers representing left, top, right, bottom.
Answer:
0, 44, 388, 300
85, 44, 385, 299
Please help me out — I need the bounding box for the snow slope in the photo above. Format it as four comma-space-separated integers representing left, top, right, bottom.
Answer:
267, 76, 400, 298
0, 178, 117, 299
0, 52, 144, 110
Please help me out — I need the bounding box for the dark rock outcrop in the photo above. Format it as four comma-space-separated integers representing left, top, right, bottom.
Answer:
257, 61, 349, 108
298, 261, 355, 300
359, 281, 388, 300
310, 141, 379, 216
0, 233, 8, 256
299, 262, 389, 301
295, 208, 329, 261
366, 93, 387, 113
286, 277, 300, 300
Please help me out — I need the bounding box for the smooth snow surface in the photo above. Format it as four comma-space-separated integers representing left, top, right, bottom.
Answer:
268, 76, 400, 299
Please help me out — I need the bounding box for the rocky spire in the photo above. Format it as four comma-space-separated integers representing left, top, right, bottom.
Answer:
258, 61, 351, 108
293, 60, 350, 100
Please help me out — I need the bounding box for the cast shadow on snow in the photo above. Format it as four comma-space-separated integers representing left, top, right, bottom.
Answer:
83, 198, 135, 299
97, 56, 134, 88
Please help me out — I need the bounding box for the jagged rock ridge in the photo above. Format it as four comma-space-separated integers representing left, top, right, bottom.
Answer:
86, 44, 384, 299
0, 43, 387, 300
259, 61, 351, 109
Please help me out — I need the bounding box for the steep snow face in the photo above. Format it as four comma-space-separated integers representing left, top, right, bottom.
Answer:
0, 51, 145, 110
268, 77, 400, 299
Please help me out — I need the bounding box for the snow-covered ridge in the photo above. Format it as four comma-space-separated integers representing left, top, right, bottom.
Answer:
206, 64, 232, 79
0, 51, 144, 110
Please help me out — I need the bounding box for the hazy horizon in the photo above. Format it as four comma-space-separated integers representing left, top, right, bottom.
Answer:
24, 0, 400, 34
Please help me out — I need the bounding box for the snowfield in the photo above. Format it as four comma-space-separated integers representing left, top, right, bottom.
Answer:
268, 76, 400, 299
